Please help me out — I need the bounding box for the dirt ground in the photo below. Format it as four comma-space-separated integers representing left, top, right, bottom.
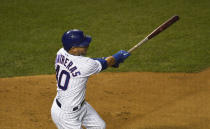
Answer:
0, 69, 210, 129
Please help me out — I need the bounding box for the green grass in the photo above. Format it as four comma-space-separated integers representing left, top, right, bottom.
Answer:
0, 0, 210, 77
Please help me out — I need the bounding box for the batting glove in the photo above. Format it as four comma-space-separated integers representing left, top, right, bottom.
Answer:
112, 50, 130, 68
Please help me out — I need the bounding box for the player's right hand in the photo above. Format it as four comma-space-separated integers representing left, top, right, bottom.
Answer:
112, 50, 130, 68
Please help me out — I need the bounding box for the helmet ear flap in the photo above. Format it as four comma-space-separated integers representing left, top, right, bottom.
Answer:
62, 33, 72, 51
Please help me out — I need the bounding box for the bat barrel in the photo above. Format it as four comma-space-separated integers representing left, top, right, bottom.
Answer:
127, 15, 179, 53
147, 15, 179, 39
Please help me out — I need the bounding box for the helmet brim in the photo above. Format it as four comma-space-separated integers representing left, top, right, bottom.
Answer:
75, 35, 92, 48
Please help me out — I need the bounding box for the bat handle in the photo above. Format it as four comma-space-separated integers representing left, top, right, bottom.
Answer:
128, 37, 148, 53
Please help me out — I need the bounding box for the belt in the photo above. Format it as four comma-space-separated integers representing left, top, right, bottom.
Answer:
56, 99, 85, 111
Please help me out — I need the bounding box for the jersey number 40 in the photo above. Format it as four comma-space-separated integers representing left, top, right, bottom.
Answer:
55, 65, 70, 91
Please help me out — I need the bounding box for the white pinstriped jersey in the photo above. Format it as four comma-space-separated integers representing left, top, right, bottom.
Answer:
54, 48, 102, 107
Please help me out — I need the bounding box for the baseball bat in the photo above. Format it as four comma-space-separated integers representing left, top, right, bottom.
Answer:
128, 15, 179, 53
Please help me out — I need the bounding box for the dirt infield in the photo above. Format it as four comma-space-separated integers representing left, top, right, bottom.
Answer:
0, 69, 210, 129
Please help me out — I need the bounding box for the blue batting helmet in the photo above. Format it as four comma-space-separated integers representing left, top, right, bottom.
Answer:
62, 29, 92, 51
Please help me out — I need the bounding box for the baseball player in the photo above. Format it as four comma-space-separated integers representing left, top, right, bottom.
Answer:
51, 29, 130, 129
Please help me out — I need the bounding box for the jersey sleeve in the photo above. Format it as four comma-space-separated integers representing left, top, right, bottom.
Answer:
80, 58, 102, 77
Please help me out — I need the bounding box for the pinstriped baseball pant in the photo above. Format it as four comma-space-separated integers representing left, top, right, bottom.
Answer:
51, 99, 106, 129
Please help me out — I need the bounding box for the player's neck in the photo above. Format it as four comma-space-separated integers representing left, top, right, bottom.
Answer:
68, 47, 87, 56
69, 51, 81, 56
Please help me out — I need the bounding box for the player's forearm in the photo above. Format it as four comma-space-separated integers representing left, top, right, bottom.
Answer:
93, 50, 130, 70
104, 50, 131, 67
105, 56, 116, 66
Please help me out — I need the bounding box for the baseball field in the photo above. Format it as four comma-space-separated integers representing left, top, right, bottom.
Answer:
0, 0, 210, 129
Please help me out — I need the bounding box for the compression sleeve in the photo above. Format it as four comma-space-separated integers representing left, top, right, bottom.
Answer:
92, 58, 108, 71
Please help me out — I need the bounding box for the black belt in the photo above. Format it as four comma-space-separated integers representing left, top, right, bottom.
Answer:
56, 99, 85, 111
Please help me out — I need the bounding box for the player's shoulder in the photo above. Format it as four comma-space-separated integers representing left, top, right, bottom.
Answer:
56, 48, 92, 62
56, 48, 100, 68
56, 48, 76, 59
77, 56, 98, 66
79, 56, 101, 71
57, 48, 66, 55
77, 56, 102, 75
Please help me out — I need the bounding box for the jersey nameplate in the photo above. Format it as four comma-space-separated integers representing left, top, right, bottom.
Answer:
55, 54, 81, 77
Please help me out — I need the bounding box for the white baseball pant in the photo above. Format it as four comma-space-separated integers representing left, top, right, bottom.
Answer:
51, 99, 106, 129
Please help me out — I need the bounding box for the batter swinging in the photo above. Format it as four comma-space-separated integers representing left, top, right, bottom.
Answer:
51, 29, 130, 129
